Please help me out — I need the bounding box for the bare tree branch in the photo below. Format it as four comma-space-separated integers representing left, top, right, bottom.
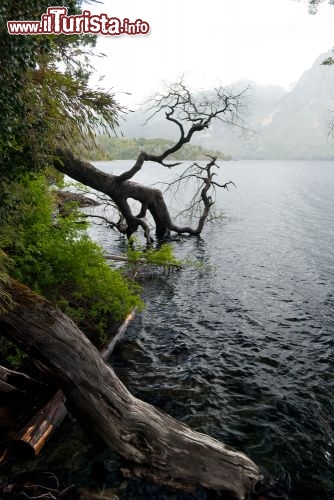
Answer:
55, 82, 244, 241
117, 81, 248, 178
160, 156, 236, 235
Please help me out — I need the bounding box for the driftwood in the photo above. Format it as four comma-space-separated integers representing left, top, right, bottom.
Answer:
0, 366, 36, 394
100, 310, 135, 361
0, 279, 261, 499
5, 310, 136, 460
11, 390, 67, 459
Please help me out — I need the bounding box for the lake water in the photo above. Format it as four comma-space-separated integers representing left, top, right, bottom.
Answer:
96, 160, 334, 499
24, 160, 334, 499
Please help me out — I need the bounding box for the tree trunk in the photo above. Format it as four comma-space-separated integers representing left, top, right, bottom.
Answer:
0, 279, 261, 499
0, 311, 136, 466
54, 150, 216, 241
55, 150, 173, 240
11, 390, 67, 459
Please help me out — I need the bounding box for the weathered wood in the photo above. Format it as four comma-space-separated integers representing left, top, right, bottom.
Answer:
9, 310, 136, 458
0, 367, 36, 429
54, 86, 242, 241
12, 390, 67, 458
55, 150, 173, 241
0, 366, 35, 394
0, 279, 261, 499
0, 380, 17, 394
54, 151, 226, 241
100, 310, 136, 361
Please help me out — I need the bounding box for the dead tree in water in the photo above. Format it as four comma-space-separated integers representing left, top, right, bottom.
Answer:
0, 278, 261, 500
55, 82, 246, 242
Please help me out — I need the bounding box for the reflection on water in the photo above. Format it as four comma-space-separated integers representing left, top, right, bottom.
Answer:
23, 161, 334, 499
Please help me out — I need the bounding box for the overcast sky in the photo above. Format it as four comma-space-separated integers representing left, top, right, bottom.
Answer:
84, 0, 334, 106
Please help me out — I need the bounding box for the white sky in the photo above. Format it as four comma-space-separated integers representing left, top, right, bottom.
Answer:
84, 0, 334, 106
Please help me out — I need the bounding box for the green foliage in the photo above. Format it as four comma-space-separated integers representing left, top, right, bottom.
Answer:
0, 0, 143, 374
127, 244, 145, 263
0, 2, 70, 170
0, 1, 120, 222
0, 1, 142, 356
0, 338, 26, 371
1, 176, 143, 344
0, 251, 14, 314
80, 136, 229, 161
127, 238, 182, 268
5, 348, 28, 370
145, 244, 182, 267
322, 57, 334, 65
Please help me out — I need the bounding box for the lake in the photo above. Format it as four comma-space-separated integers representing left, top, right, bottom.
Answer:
27, 160, 334, 499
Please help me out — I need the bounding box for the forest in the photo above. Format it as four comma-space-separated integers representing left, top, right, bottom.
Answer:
78, 136, 229, 162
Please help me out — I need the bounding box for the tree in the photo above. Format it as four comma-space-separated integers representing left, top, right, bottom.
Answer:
306, 0, 334, 13
0, 0, 119, 222
0, 0, 136, 344
0, 277, 261, 500
0, 2, 261, 498
55, 81, 246, 242
0, 0, 128, 329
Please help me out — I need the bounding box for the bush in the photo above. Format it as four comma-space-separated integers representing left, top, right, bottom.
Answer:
127, 239, 181, 268
1, 175, 143, 345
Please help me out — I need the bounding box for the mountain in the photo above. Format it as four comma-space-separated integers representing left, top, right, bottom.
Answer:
119, 53, 334, 160
241, 53, 334, 160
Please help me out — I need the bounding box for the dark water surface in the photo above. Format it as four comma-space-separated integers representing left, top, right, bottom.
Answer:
18, 161, 334, 499
105, 161, 334, 499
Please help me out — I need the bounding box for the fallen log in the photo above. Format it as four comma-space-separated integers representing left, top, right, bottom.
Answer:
0, 366, 36, 394
0, 380, 17, 394
11, 390, 67, 459
100, 310, 136, 361
0, 278, 261, 500
5, 310, 136, 460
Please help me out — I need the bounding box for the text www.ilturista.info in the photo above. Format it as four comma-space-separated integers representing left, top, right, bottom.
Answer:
7, 7, 150, 36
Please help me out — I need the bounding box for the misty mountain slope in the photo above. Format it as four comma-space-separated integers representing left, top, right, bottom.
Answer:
119, 53, 334, 159
254, 53, 334, 160
198, 82, 289, 158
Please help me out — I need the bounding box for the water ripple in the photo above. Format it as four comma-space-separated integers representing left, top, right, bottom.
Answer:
105, 161, 334, 499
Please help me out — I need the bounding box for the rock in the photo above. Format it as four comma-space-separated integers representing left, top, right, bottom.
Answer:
56, 191, 100, 209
